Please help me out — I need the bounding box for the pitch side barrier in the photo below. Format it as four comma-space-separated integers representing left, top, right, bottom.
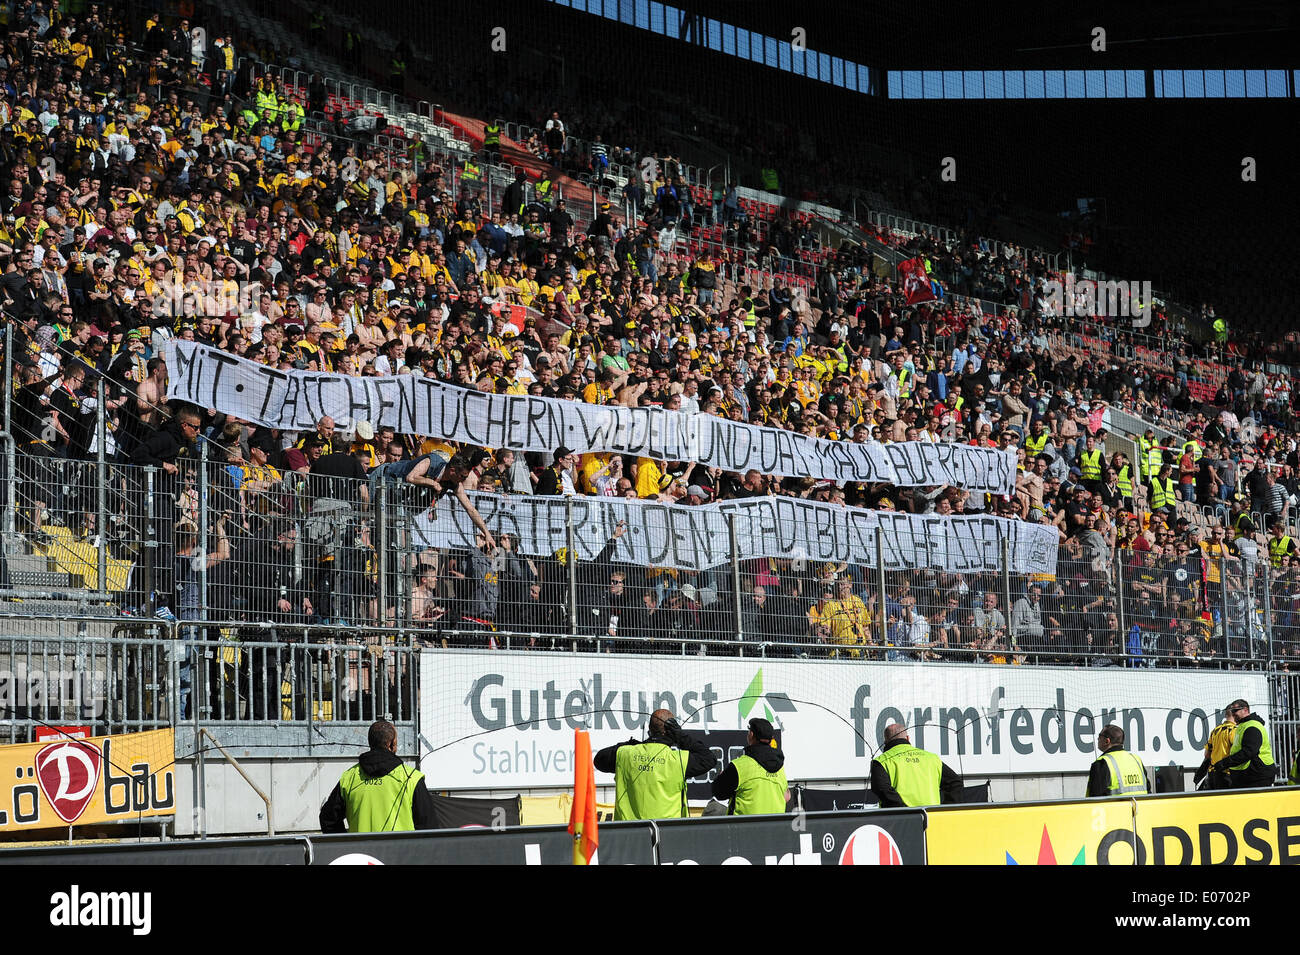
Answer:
2, 790, 1293, 864
925, 787, 1300, 865
0, 810, 924, 865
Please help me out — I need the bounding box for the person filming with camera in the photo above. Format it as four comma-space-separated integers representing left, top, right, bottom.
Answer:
594, 707, 713, 820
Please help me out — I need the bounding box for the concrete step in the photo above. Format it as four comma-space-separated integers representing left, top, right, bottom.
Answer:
4, 552, 52, 576
0, 599, 119, 643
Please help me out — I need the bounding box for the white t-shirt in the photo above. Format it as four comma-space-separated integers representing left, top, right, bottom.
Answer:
239, 310, 269, 343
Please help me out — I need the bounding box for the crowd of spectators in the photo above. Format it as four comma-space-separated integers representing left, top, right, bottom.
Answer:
1, 1, 1298, 673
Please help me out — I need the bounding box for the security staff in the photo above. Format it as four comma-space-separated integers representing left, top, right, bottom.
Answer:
484, 119, 502, 159
1149, 463, 1177, 513
1212, 699, 1276, 788
1193, 705, 1236, 790
1268, 521, 1297, 568
319, 720, 435, 832
870, 722, 962, 808
1112, 453, 1133, 504
1138, 428, 1162, 482
281, 96, 305, 133
1079, 434, 1103, 489
711, 718, 789, 815
1025, 421, 1049, 458
594, 708, 713, 820
1086, 724, 1149, 797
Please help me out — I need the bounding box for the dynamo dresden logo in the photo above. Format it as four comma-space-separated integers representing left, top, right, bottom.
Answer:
35, 740, 103, 823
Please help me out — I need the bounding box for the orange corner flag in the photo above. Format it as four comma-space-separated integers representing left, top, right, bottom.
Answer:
569, 729, 599, 865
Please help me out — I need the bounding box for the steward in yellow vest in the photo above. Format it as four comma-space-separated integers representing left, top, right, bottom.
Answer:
281, 98, 305, 133
1149, 465, 1177, 511
1086, 724, 1149, 796
711, 717, 789, 815
1213, 701, 1275, 789
1025, 425, 1049, 457
319, 720, 435, 832
1144, 435, 1165, 481
1268, 524, 1296, 567
594, 708, 714, 820
870, 722, 962, 807
254, 85, 280, 121
1115, 462, 1133, 501
1079, 441, 1103, 484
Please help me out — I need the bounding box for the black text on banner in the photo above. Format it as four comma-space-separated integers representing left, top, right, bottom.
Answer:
163, 340, 1017, 494
412, 492, 1060, 575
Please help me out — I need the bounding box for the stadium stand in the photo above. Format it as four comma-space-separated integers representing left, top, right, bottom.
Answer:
2, 0, 1299, 747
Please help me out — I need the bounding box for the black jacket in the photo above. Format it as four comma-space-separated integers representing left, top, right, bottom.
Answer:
534, 465, 566, 497
246, 536, 310, 622
870, 738, 963, 807
1216, 713, 1276, 788
1086, 744, 1150, 797
502, 180, 526, 216
131, 420, 192, 468
319, 748, 436, 833
711, 740, 787, 809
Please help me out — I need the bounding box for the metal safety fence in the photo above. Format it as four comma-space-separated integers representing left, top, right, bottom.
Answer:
1272, 668, 1300, 788
1, 622, 1293, 783
2, 444, 1293, 670
0, 618, 417, 746
0, 620, 174, 745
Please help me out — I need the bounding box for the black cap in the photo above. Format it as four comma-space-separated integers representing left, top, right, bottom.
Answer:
250, 430, 278, 454
748, 717, 775, 743
553, 446, 573, 463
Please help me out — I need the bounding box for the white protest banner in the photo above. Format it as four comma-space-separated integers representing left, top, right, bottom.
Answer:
420, 652, 1269, 787
412, 492, 1060, 575
163, 340, 1016, 493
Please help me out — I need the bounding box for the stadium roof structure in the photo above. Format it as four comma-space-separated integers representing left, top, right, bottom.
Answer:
663, 0, 1299, 66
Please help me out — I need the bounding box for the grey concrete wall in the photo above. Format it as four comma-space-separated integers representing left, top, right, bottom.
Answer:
173, 757, 355, 836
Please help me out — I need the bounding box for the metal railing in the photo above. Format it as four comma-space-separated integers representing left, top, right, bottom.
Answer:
0, 618, 418, 745
1273, 668, 1299, 788
858, 209, 1063, 272
863, 209, 962, 246
1054, 315, 1211, 364
1, 444, 1291, 669
0, 619, 174, 745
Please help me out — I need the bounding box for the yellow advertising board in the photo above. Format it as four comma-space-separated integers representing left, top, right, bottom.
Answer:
0, 729, 176, 833
927, 791, 1300, 865
518, 794, 621, 826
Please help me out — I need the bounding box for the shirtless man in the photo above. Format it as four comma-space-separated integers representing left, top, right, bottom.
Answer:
137, 354, 169, 430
